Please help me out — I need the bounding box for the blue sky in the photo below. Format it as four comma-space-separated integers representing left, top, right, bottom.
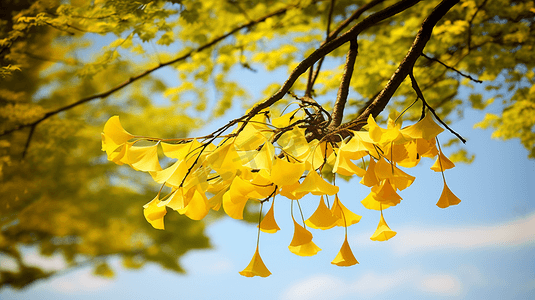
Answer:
2, 50, 535, 299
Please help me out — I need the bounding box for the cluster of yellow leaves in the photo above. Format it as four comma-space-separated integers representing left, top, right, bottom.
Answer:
101, 107, 461, 277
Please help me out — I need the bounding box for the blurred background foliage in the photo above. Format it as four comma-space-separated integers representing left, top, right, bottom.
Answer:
1, 0, 534, 289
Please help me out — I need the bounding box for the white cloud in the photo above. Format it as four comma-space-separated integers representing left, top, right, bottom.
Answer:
46, 269, 114, 294
281, 269, 462, 300
390, 212, 535, 255
418, 274, 461, 295
22, 252, 67, 271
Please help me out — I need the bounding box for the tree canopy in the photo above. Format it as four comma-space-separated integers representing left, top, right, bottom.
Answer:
1, 0, 534, 285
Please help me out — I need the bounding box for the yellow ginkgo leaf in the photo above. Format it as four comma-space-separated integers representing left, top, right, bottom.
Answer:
159, 188, 187, 210
143, 196, 167, 230
207, 187, 227, 211
305, 196, 338, 230
331, 195, 362, 227
400, 112, 444, 140
205, 140, 241, 174
161, 139, 203, 161
149, 160, 188, 187
360, 157, 379, 187
430, 151, 455, 172
289, 217, 313, 246
243, 141, 275, 170
277, 126, 310, 161
124, 143, 162, 172
222, 190, 248, 220
361, 191, 391, 211
102, 135, 129, 163
370, 212, 396, 241
259, 201, 280, 233
294, 170, 339, 196
271, 108, 304, 128
331, 237, 358, 267
288, 240, 322, 257
279, 180, 308, 200
333, 152, 366, 177
102, 115, 134, 145
239, 246, 272, 278
270, 156, 305, 187
373, 179, 402, 207
396, 141, 420, 168
177, 188, 209, 220
436, 182, 461, 208
391, 167, 416, 191
374, 157, 393, 181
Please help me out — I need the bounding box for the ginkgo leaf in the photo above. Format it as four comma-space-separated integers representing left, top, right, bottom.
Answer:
222, 190, 248, 220
289, 217, 313, 246
279, 181, 308, 200
430, 151, 456, 172
333, 152, 366, 177
360, 157, 379, 187
372, 179, 402, 207
207, 187, 227, 211
294, 170, 339, 196
143, 196, 167, 230
159, 188, 188, 210
391, 167, 416, 191
271, 108, 304, 128
396, 141, 420, 168
331, 237, 358, 267
161, 139, 203, 161
367, 115, 406, 144
374, 157, 393, 181
124, 143, 162, 172
149, 160, 188, 187
331, 195, 362, 227
239, 247, 271, 278
270, 156, 306, 187
361, 191, 392, 211
370, 213, 396, 241
277, 126, 310, 160
259, 201, 280, 233
288, 240, 322, 257
305, 196, 338, 230
242, 141, 275, 170
103, 115, 133, 145
436, 182, 461, 208
205, 140, 241, 174
401, 112, 444, 140
177, 188, 209, 220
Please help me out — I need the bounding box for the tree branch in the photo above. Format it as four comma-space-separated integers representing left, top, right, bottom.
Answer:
308, 0, 385, 95
342, 0, 460, 131
245, 0, 424, 123
0, 7, 291, 138
328, 39, 358, 130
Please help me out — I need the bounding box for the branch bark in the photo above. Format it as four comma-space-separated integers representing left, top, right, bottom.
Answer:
328, 39, 358, 131
342, 0, 460, 131
245, 0, 423, 121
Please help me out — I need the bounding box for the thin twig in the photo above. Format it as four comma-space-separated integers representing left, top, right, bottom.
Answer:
409, 71, 466, 143
422, 53, 482, 83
